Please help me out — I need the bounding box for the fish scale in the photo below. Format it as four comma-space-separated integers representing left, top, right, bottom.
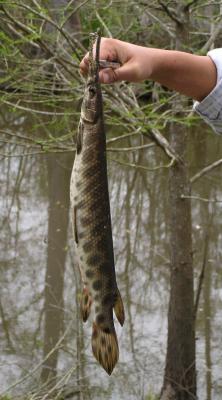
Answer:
70, 31, 125, 375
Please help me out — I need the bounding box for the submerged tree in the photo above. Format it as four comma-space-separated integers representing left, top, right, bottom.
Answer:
161, 3, 196, 399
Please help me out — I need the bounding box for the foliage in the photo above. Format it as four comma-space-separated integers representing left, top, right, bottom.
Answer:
0, 396, 12, 400
145, 394, 159, 400
0, 0, 221, 164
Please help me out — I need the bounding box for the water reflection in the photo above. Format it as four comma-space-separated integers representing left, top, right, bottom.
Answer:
40, 152, 73, 388
0, 111, 222, 399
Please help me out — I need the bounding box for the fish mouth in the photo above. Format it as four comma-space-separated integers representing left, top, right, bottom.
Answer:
88, 31, 101, 83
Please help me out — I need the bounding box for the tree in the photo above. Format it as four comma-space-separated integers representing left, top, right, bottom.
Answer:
160, 3, 196, 399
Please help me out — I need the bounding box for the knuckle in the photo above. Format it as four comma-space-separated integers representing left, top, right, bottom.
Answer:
101, 37, 114, 47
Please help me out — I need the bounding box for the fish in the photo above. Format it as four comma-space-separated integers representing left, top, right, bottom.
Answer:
70, 31, 125, 375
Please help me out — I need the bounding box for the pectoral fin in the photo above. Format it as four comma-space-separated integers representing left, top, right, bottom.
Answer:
114, 289, 125, 327
73, 206, 78, 244
76, 120, 83, 154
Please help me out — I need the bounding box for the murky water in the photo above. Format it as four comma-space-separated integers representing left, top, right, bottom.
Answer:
1, 107, 222, 399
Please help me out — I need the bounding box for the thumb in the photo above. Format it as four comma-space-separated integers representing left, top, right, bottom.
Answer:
99, 62, 135, 84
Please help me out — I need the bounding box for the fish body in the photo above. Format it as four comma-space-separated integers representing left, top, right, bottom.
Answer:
70, 33, 124, 375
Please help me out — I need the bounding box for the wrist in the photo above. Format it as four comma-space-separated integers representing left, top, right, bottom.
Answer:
137, 47, 167, 82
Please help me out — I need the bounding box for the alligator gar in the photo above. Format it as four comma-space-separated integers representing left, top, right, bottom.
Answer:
70, 32, 125, 375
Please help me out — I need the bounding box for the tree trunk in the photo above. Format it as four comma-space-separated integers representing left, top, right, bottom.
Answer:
41, 152, 73, 386
161, 126, 196, 399
161, 4, 196, 399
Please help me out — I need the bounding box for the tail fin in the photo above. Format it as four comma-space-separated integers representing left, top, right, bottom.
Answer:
92, 322, 119, 375
114, 289, 125, 327
81, 287, 92, 322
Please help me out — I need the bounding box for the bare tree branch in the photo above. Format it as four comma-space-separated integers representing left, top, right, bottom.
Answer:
184, 0, 202, 12
181, 194, 222, 203
13, 0, 85, 57
194, 233, 208, 319
158, 0, 182, 25
201, 19, 222, 53
145, 9, 175, 38
190, 158, 222, 183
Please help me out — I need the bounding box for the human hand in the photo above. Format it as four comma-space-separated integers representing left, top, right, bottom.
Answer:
80, 37, 217, 101
80, 38, 153, 84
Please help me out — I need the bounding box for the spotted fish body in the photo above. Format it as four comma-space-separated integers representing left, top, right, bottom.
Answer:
70, 33, 124, 375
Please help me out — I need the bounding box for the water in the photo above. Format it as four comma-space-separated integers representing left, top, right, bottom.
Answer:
0, 108, 222, 399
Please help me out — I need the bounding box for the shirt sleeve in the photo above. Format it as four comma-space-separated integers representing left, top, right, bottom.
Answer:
193, 48, 222, 134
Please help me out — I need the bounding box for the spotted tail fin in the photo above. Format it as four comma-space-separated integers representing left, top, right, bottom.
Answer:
91, 322, 119, 375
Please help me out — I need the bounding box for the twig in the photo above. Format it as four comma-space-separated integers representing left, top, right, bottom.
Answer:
41, 366, 77, 400
181, 194, 222, 203
1, 99, 74, 115
107, 142, 155, 152
106, 128, 142, 143
105, 84, 140, 110
17, 0, 85, 56
107, 93, 181, 163
0, 138, 40, 149
0, 320, 74, 396
109, 156, 175, 171
190, 158, 222, 183
7, 21, 40, 50
61, 0, 91, 29
161, 370, 197, 400
96, 11, 113, 37
184, 0, 202, 11
145, 9, 175, 38
194, 233, 209, 319
1, 5, 78, 78
158, 0, 182, 25
148, 128, 181, 164
0, 150, 72, 158
201, 18, 222, 53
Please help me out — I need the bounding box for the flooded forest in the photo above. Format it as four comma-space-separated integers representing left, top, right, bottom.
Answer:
0, 1, 222, 399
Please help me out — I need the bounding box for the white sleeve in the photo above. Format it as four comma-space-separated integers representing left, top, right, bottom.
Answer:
193, 48, 222, 134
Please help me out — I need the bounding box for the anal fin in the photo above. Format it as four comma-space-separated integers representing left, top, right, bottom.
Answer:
81, 286, 92, 322
114, 289, 125, 327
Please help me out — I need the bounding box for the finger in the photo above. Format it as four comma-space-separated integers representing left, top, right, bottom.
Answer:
99, 68, 114, 84
113, 62, 137, 82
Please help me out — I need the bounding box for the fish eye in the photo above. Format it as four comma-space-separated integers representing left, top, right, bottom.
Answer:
89, 87, 96, 97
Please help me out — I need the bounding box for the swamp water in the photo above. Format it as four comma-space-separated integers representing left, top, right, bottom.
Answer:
0, 109, 222, 400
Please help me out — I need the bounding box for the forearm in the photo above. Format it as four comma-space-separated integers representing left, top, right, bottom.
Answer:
147, 49, 217, 102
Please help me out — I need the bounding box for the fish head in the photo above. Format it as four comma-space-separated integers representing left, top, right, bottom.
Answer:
81, 76, 102, 123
